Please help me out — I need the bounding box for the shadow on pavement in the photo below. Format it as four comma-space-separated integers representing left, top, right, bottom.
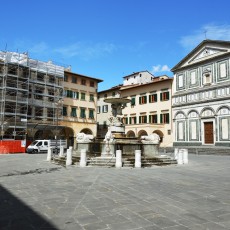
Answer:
0, 185, 57, 229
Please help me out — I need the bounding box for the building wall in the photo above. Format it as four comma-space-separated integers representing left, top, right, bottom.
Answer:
123, 71, 154, 86
97, 77, 173, 147
121, 78, 173, 147
172, 40, 230, 147
60, 71, 102, 146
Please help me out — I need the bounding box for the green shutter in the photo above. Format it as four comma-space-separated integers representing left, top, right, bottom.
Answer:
154, 94, 157, 102
160, 114, 163, 123
154, 114, 157, 123
126, 117, 128, 124
166, 92, 170, 100
144, 116, 147, 123
129, 117, 131, 124
139, 97, 141, 104
63, 107, 67, 116
134, 117, 136, 123
160, 93, 162, 101
69, 90, 73, 98
139, 116, 141, 123
76, 92, 79, 99
131, 97, 135, 106
149, 115, 151, 123
144, 96, 147, 104
166, 113, 169, 123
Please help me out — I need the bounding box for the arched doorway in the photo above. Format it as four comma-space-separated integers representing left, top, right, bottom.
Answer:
60, 127, 75, 147
34, 129, 53, 140
152, 130, 164, 143
138, 130, 148, 138
126, 130, 136, 138
80, 128, 93, 135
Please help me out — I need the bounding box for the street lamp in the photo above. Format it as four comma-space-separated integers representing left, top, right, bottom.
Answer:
54, 99, 63, 154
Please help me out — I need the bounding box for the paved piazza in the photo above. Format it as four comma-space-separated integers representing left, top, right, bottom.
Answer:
0, 153, 230, 230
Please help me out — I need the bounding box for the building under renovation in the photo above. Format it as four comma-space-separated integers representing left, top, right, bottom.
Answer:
0, 51, 64, 152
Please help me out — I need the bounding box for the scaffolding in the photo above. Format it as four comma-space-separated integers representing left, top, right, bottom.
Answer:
0, 51, 64, 141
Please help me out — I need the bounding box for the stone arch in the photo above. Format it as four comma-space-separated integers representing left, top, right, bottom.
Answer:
152, 130, 164, 142
187, 109, 199, 118
126, 130, 136, 138
174, 111, 186, 120
34, 129, 53, 140
200, 107, 215, 117
60, 127, 75, 147
216, 105, 230, 115
80, 128, 93, 135
137, 130, 148, 138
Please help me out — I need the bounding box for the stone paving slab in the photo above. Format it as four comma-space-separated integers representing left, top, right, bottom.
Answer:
0, 153, 230, 229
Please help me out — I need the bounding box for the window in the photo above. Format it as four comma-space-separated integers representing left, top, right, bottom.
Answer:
90, 81, 95, 87
112, 92, 116, 97
66, 90, 73, 98
73, 91, 79, 99
71, 107, 77, 117
80, 108, 86, 118
97, 106, 101, 114
64, 75, 68, 82
131, 97, 136, 106
203, 69, 212, 85
139, 115, 147, 124
63, 106, 67, 116
177, 74, 184, 89
160, 92, 170, 101
81, 92, 86, 100
104, 94, 107, 98
72, 76, 77, 83
149, 114, 157, 123
160, 113, 169, 124
89, 94, 94, 101
139, 95, 147, 104
149, 94, 157, 103
122, 117, 128, 124
81, 79, 86, 85
102, 105, 108, 113
89, 109, 94, 119
129, 117, 136, 124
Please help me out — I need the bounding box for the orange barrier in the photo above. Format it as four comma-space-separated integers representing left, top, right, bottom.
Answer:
0, 140, 31, 154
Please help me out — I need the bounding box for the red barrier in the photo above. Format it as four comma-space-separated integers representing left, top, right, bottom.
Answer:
0, 140, 31, 154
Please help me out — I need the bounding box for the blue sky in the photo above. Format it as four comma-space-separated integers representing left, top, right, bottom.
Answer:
1, 0, 230, 91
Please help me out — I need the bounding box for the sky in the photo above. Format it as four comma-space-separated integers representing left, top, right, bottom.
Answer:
1, 0, 230, 91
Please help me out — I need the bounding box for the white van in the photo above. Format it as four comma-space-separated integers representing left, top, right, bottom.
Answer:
26, 139, 67, 153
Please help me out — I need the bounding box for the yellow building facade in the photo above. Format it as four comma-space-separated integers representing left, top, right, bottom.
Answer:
60, 70, 102, 147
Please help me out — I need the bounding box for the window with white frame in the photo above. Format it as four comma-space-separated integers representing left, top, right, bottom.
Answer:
102, 105, 108, 113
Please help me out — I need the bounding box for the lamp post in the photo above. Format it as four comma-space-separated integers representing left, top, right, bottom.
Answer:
55, 98, 63, 154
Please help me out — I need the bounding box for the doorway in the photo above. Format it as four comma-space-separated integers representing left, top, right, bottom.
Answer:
204, 122, 214, 144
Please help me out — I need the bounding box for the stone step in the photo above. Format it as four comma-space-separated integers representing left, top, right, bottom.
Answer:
52, 154, 177, 167
161, 147, 230, 155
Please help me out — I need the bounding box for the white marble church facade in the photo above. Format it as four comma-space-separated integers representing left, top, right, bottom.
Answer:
172, 40, 230, 147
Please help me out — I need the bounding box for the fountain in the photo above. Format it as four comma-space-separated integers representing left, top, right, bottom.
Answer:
67, 97, 177, 167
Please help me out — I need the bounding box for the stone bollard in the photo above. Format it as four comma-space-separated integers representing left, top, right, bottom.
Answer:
80, 149, 87, 167
177, 149, 183, 164
59, 146, 64, 157
174, 148, 178, 160
66, 148, 72, 166
116, 150, 122, 168
135, 150, 141, 168
47, 147, 52, 161
182, 148, 188, 164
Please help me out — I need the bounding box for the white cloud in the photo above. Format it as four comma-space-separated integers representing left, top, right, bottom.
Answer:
29, 42, 49, 54
151, 64, 170, 74
180, 24, 230, 50
54, 42, 116, 60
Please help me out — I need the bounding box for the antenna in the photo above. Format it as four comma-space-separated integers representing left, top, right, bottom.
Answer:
204, 30, 207, 39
